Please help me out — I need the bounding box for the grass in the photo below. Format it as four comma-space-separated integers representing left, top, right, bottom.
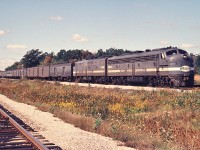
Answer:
0, 77, 200, 149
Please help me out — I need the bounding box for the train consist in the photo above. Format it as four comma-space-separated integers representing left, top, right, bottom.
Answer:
0, 47, 195, 87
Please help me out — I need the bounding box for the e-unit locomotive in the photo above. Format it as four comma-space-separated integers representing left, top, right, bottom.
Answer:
106, 47, 194, 87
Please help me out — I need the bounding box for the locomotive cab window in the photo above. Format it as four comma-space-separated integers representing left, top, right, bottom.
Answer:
166, 50, 177, 56
178, 50, 187, 55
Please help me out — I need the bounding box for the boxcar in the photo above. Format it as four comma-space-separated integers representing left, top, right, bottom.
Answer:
12, 69, 20, 79
38, 65, 50, 80
27, 67, 39, 79
18, 68, 27, 79
4, 71, 13, 78
50, 63, 73, 81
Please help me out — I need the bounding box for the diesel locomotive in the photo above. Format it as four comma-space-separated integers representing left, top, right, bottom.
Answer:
0, 47, 194, 87
106, 47, 194, 87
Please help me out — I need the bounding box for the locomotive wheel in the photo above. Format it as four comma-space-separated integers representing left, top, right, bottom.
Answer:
99, 78, 103, 84
123, 79, 127, 85
117, 78, 123, 85
152, 78, 157, 87
111, 78, 117, 85
76, 78, 81, 83
148, 77, 153, 86
158, 78, 165, 87
169, 81, 174, 88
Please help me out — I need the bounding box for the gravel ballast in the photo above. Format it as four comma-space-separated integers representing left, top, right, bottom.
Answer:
0, 94, 134, 150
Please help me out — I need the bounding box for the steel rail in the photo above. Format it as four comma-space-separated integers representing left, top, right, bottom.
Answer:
0, 108, 49, 150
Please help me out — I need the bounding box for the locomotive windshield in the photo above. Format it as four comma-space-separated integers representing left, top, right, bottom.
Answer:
178, 49, 187, 55
166, 50, 177, 56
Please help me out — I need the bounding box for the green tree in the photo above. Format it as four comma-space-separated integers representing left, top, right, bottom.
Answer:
81, 50, 94, 60
54, 49, 84, 63
68, 49, 83, 60
54, 49, 67, 62
106, 48, 124, 56
5, 62, 21, 71
20, 49, 44, 68
95, 48, 133, 58
96, 49, 105, 58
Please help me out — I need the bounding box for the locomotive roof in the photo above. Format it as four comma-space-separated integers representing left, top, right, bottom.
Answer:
108, 47, 182, 60
75, 58, 106, 63
74, 47, 186, 63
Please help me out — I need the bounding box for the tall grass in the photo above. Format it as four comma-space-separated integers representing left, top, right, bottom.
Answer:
0, 78, 200, 149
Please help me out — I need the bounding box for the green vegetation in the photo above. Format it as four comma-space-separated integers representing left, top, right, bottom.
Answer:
1, 79, 200, 149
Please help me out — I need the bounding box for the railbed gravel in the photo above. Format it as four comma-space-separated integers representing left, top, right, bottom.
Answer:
0, 94, 135, 150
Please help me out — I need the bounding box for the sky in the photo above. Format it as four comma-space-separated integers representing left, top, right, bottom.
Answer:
0, 0, 200, 70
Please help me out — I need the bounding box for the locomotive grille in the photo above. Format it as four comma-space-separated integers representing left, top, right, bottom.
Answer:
108, 55, 156, 64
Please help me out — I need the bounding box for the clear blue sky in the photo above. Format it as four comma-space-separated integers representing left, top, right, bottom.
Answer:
0, 0, 200, 70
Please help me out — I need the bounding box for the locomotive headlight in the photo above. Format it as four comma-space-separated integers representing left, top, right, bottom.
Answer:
180, 66, 190, 72
183, 54, 188, 60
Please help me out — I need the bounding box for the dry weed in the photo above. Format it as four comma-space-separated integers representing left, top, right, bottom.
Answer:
1, 79, 200, 149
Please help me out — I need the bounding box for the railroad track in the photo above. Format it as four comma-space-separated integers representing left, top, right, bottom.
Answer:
0, 105, 61, 150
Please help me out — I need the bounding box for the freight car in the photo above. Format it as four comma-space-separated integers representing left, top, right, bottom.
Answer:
38, 65, 50, 80
27, 67, 39, 79
49, 63, 73, 81
0, 47, 194, 87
